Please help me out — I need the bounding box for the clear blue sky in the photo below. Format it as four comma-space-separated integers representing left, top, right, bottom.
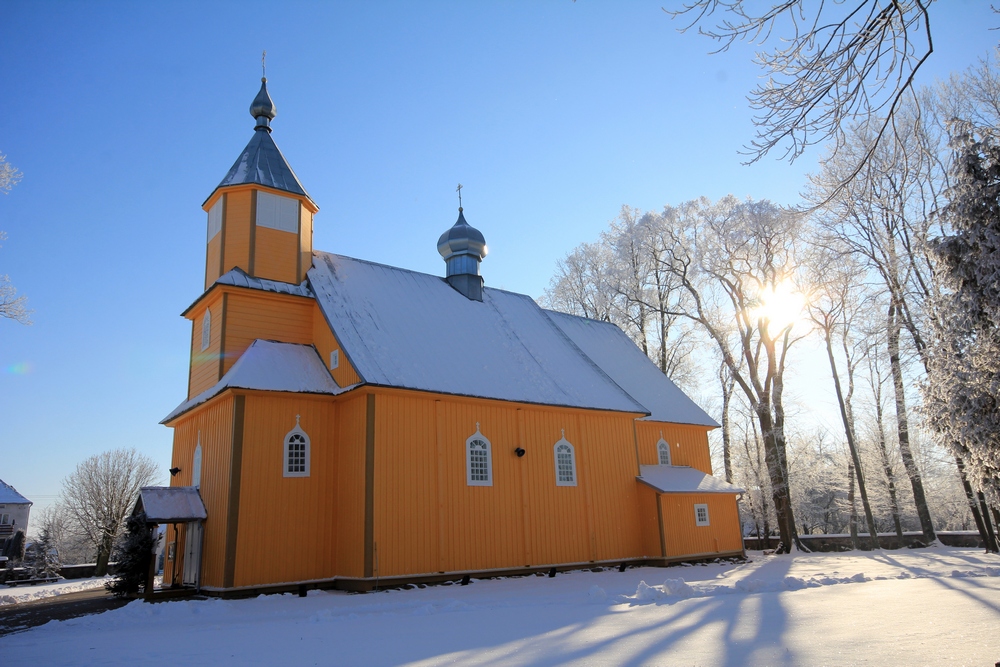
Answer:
1, 1, 995, 514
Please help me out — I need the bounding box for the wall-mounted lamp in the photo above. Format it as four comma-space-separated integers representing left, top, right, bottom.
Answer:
169, 467, 181, 477
514, 447, 526, 457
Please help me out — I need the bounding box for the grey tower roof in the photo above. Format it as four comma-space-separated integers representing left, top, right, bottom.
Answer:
437, 208, 487, 261
204, 79, 314, 206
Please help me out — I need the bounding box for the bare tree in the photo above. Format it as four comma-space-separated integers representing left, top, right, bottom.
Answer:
60, 448, 160, 576
670, 1, 934, 191
0, 153, 30, 324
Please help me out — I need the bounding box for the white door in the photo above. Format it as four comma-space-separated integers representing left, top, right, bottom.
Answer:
182, 522, 202, 586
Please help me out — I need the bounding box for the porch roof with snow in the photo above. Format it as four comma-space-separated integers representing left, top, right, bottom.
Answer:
637, 465, 744, 494
544, 310, 718, 427
162, 340, 344, 423
135, 486, 208, 523
307, 252, 649, 415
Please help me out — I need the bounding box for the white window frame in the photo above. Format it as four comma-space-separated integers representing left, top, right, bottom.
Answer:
466, 424, 493, 487
694, 503, 710, 527
0, 514, 9, 525
256, 191, 299, 233
657, 438, 672, 466
207, 199, 223, 241
201, 309, 211, 351
553, 431, 577, 487
192, 435, 203, 489
283, 415, 311, 478
330, 349, 340, 370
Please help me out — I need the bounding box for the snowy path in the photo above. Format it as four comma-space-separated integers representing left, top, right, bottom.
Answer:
2, 548, 998, 666
0, 577, 111, 606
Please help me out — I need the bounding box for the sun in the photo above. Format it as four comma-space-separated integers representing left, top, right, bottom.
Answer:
754, 280, 805, 332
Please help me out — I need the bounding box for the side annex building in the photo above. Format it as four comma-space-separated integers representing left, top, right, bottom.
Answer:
157, 79, 745, 594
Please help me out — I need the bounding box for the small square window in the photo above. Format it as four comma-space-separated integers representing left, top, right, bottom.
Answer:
330, 349, 340, 370
694, 504, 710, 527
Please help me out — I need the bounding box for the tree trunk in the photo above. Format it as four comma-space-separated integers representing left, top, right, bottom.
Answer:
976, 492, 999, 552
824, 327, 880, 548
955, 455, 993, 551
888, 301, 936, 543
95, 532, 114, 577
756, 403, 797, 554
848, 461, 859, 549
720, 364, 735, 483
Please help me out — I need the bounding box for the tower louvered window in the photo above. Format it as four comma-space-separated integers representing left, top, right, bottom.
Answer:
201, 309, 211, 351
466, 427, 492, 486
283, 416, 310, 478
554, 433, 577, 486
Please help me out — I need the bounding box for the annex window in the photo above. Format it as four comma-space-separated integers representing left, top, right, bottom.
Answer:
694, 504, 710, 527
330, 349, 340, 370
192, 437, 203, 488
201, 309, 211, 351
207, 198, 223, 241
0, 514, 9, 525
553, 431, 577, 486
657, 438, 672, 466
466, 425, 492, 486
256, 191, 299, 233
283, 415, 310, 478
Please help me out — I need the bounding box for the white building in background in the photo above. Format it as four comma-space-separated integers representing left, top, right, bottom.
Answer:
0, 479, 32, 538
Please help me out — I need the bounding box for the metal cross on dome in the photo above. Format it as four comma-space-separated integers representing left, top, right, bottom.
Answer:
456, 183, 463, 209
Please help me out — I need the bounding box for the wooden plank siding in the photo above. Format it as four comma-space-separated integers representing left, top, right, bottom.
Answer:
298, 207, 313, 284
231, 392, 340, 588
164, 396, 235, 589
659, 493, 743, 558
188, 293, 225, 398
635, 421, 714, 474
312, 303, 362, 388
370, 389, 646, 578
221, 190, 252, 276
219, 291, 314, 376
253, 226, 299, 285
335, 393, 369, 578
205, 232, 222, 290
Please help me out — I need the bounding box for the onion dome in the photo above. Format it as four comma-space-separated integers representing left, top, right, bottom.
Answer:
250, 77, 277, 132
438, 208, 487, 301
437, 208, 488, 263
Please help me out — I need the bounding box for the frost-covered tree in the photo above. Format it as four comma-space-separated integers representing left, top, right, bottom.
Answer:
60, 448, 160, 576
926, 121, 1000, 510
25, 528, 61, 579
0, 152, 30, 325
107, 512, 155, 598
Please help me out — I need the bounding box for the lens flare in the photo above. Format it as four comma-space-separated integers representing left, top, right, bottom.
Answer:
6, 362, 33, 375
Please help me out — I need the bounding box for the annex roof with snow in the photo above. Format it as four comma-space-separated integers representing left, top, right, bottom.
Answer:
135, 486, 207, 523
637, 465, 745, 495
0, 479, 31, 505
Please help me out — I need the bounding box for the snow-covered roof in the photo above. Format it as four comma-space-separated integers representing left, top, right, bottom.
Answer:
215, 267, 313, 298
206, 129, 313, 205
308, 253, 648, 414
136, 486, 207, 523
544, 310, 719, 427
0, 479, 31, 505
162, 340, 344, 423
637, 465, 744, 494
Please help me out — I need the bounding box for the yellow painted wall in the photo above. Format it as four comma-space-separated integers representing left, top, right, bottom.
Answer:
312, 303, 362, 388
188, 293, 225, 398
334, 393, 368, 578
164, 396, 234, 588
660, 493, 743, 558
220, 291, 314, 376
222, 190, 252, 275
635, 421, 714, 474
206, 233, 222, 290
370, 389, 645, 578
299, 207, 313, 284
232, 393, 339, 587
254, 226, 299, 285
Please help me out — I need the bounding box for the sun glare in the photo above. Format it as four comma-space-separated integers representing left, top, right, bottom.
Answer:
754, 281, 805, 332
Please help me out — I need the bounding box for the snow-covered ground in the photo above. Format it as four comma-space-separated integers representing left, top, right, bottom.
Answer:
0, 576, 111, 606
3, 548, 999, 666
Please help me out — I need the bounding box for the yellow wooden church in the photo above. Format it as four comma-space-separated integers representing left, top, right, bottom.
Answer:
157, 78, 744, 595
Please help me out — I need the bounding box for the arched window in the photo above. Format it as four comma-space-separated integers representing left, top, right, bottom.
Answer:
283, 415, 310, 478
657, 438, 672, 466
201, 309, 212, 351
554, 431, 577, 486
466, 424, 492, 486
192, 435, 203, 488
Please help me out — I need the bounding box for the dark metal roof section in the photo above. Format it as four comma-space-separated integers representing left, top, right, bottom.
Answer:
205, 78, 314, 206
437, 208, 488, 301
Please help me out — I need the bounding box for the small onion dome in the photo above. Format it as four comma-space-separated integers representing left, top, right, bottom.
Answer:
250, 77, 277, 131
437, 208, 488, 262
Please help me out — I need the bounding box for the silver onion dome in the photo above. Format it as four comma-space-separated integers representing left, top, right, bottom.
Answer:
437, 208, 488, 262
250, 77, 277, 132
